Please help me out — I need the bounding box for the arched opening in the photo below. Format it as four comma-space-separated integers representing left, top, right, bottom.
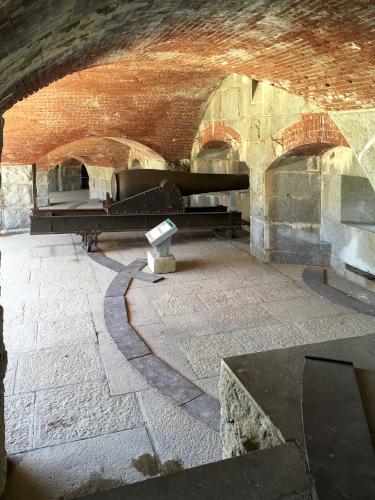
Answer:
47, 159, 91, 208
191, 139, 249, 222
130, 159, 141, 169
81, 165, 89, 189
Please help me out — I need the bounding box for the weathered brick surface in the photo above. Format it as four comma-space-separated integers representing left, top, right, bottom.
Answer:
0, 1, 374, 165
0, 1, 374, 115
2, 62, 220, 163
281, 113, 349, 156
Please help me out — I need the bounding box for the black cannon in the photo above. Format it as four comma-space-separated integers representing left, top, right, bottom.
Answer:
30, 166, 249, 251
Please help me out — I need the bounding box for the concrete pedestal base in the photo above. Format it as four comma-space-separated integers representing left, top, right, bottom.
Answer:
147, 250, 176, 274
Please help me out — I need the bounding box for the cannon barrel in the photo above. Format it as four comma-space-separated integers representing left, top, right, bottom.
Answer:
112, 169, 249, 201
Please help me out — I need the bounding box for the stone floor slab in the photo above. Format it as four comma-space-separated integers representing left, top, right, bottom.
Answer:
182, 394, 221, 431
235, 322, 309, 353
37, 315, 97, 349
152, 293, 206, 317
209, 303, 278, 332
5, 393, 34, 454
34, 381, 143, 447
4, 353, 17, 396
4, 322, 37, 352
263, 296, 343, 323
137, 389, 221, 470
15, 344, 105, 393
297, 313, 375, 343
4, 427, 156, 500
195, 377, 220, 399
98, 332, 149, 395
182, 333, 247, 378
24, 294, 90, 323
125, 290, 161, 326
254, 281, 311, 302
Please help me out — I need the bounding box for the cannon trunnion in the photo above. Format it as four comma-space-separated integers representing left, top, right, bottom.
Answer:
30, 168, 249, 252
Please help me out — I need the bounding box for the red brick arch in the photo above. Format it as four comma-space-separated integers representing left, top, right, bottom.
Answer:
280, 113, 349, 156
198, 122, 241, 150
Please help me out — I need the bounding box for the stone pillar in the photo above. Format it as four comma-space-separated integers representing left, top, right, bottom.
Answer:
0, 306, 7, 495
249, 168, 267, 261
0, 164, 49, 230
86, 165, 114, 200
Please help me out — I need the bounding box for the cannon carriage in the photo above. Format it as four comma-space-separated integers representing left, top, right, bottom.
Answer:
30, 167, 249, 251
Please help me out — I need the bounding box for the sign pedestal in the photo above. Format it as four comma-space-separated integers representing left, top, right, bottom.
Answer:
147, 249, 176, 273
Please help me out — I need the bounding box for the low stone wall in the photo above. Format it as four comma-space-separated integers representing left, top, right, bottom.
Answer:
219, 362, 284, 458
0, 165, 49, 230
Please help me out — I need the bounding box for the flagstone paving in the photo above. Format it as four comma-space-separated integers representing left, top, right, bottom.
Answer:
1, 230, 374, 499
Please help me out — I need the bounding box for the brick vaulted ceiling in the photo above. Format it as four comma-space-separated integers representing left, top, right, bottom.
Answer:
0, 1, 374, 163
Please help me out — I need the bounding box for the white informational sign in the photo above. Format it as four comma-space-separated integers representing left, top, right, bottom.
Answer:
145, 219, 177, 247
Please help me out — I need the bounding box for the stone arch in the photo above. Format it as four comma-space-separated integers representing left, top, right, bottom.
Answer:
278, 113, 349, 157
198, 122, 241, 153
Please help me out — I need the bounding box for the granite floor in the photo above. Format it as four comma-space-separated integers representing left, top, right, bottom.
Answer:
1, 230, 375, 499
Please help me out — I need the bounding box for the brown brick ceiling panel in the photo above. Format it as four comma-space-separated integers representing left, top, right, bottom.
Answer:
2, 62, 222, 164
282, 112, 349, 156
35, 137, 133, 170
0, 1, 374, 113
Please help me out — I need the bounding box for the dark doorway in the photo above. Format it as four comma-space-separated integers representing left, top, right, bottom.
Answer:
81, 165, 89, 189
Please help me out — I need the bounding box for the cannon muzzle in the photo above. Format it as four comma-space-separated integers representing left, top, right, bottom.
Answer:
112, 169, 249, 201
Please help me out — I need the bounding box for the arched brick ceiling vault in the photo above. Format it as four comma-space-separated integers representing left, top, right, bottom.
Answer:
35, 136, 164, 170
0, 0, 374, 115
1, 61, 222, 163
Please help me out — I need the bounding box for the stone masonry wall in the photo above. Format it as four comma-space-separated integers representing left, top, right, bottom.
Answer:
0, 307, 6, 496
321, 146, 375, 287
0, 165, 48, 230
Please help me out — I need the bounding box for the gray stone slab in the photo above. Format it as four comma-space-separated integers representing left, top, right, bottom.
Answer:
182, 394, 221, 431
83, 442, 310, 500
5, 427, 156, 500
303, 268, 375, 316
89, 253, 124, 273
263, 296, 343, 323
15, 343, 105, 393
147, 338, 198, 381
98, 332, 149, 395
223, 333, 375, 449
130, 355, 201, 405
34, 381, 143, 447
136, 389, 222, 470
104, 296, 150, 359
5, 393, 34, 454
37, 315, 97, 349
105, 271, 132, 298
